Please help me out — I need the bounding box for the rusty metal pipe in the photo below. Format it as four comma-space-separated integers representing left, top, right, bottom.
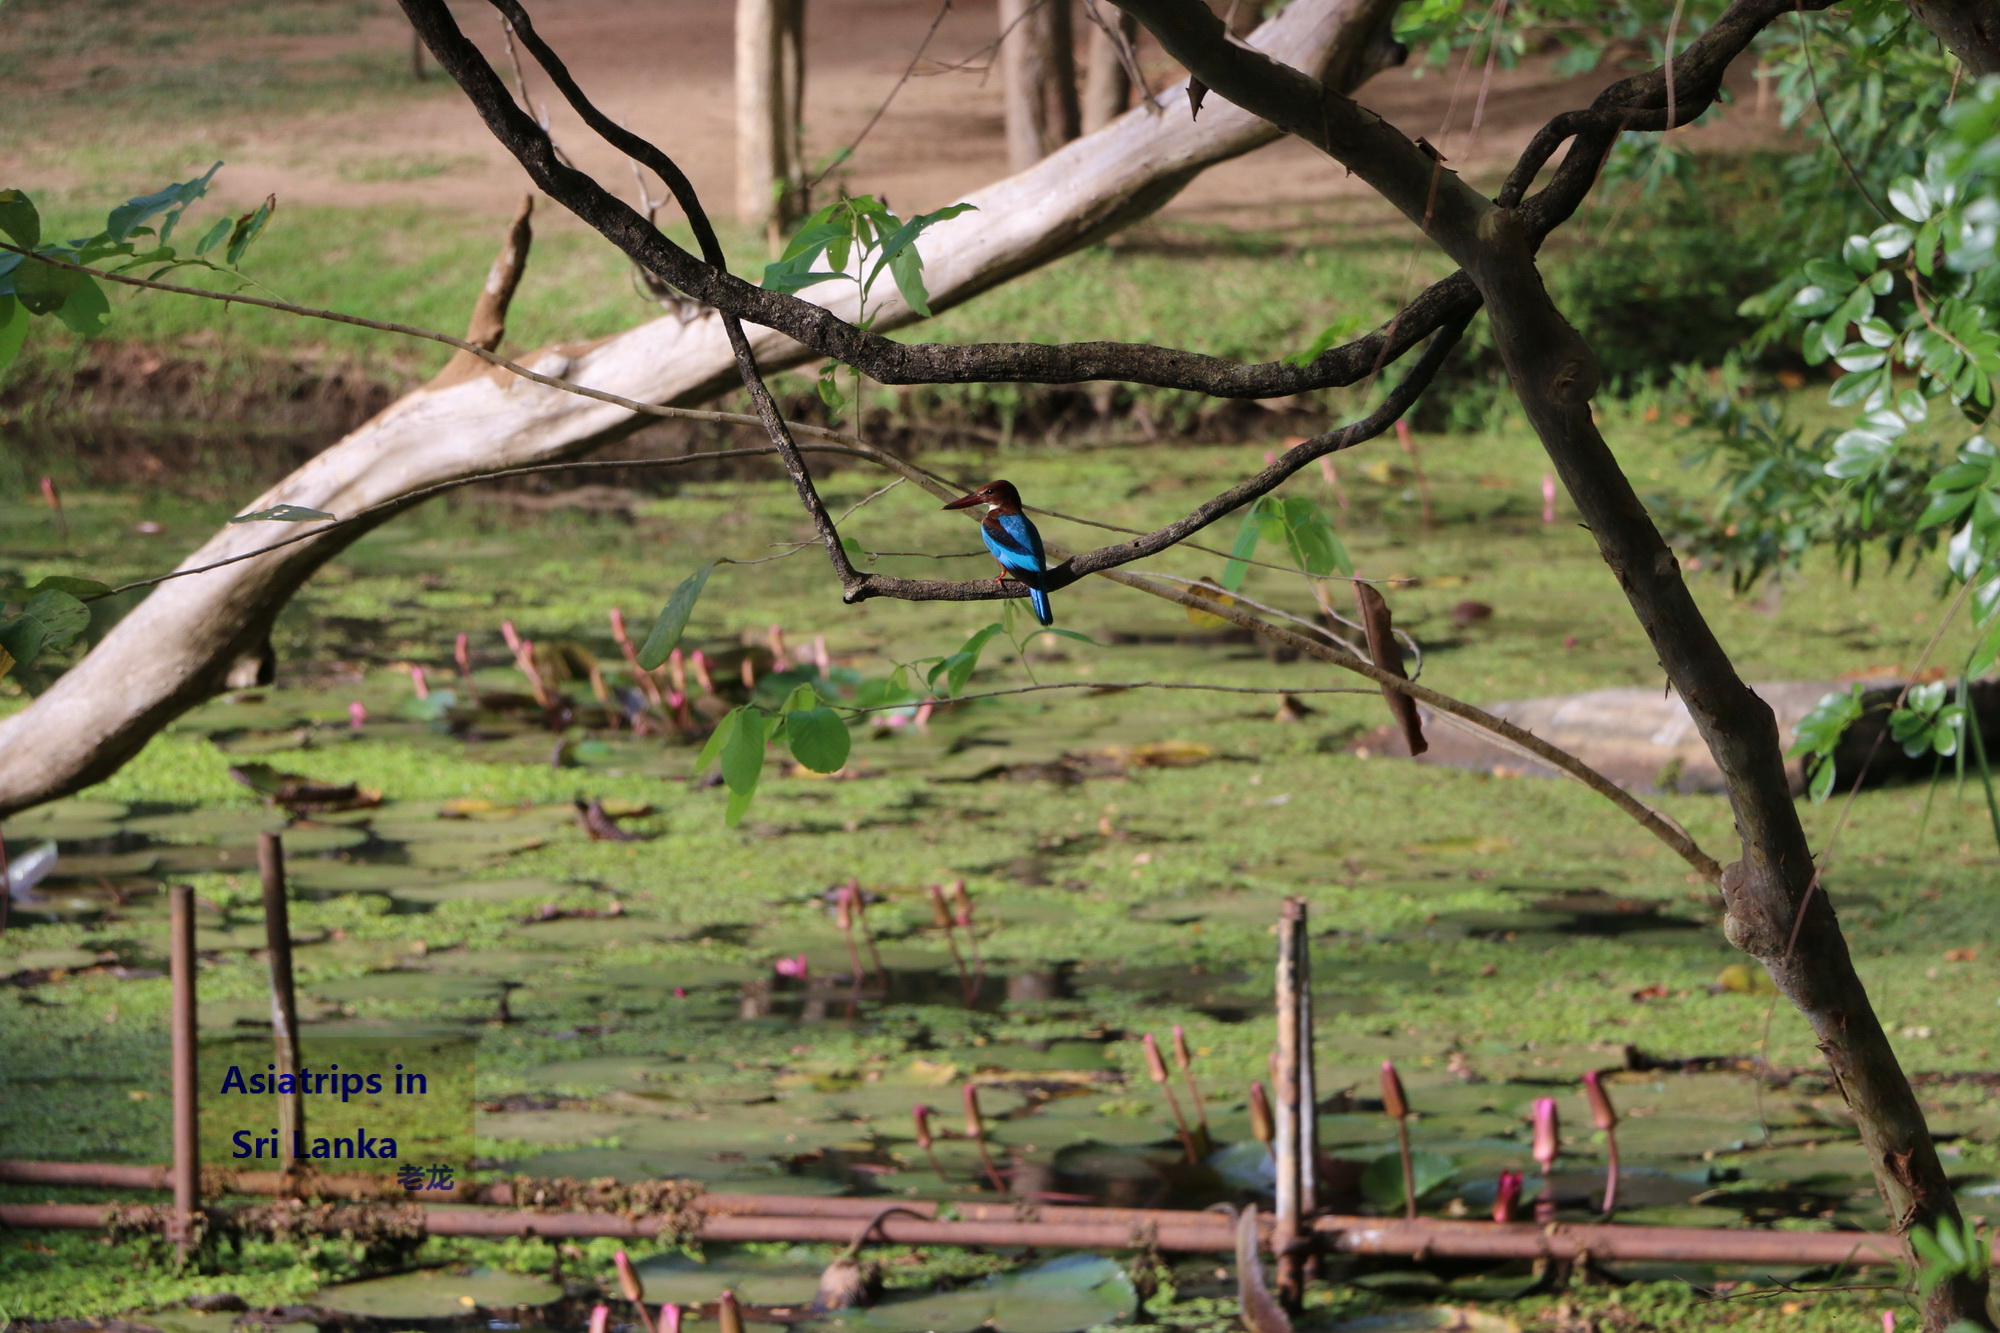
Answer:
0, 1200, 1928, 1268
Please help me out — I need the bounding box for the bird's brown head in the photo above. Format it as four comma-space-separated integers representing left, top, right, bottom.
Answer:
942, 480, 1024, 514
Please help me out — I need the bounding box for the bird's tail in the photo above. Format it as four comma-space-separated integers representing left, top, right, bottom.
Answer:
1029, 585, 1054, 627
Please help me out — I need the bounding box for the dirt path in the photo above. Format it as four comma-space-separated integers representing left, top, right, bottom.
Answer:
5, 0, 1786, 232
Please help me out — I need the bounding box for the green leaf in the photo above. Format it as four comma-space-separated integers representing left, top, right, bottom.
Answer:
0, 589, 90, 666
1220, 508, 1262, 592
11, 254, 83, 316
636, 561, 716, 669
193, 215, 233, 257
105, 164, 221, 243
1272, 496, 1350, 576
0, 189, 40, 250
1285, 313, 1365, 368
54, 275, 109, 337
224, 196, 274, 267
0, 295, 27, 375
229, 504, 334, 523
26, 575, 111, 598
696, 706, 742, 774
1360, 1149, 1456, 1209
724, 784, 757, 827
785, 706, 850, 773
720, 707, 771, 800
1023, 626, 1104, 649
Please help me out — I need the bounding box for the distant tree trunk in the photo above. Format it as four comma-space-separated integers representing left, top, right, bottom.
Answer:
1001, 0, 1081, 170
1081, 4, 1138, 132
737, 0, 808, 248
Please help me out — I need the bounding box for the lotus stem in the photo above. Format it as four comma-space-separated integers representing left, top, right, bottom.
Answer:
1249, 1080, 1274, 1156
913, 1104, 949, 1183
962, 1084, 1007, 1193
1380, 1060, 1417, 1219
1172, 1025, 1210, 1142
610, 608, 665, 707
929, 884, 972, 1001
1144, 1034, 1199, 1163
454, 632, 482, 704
1583, 1070, 1620, 1216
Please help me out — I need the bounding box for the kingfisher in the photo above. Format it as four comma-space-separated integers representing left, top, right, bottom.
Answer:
943, 480, 1054, 625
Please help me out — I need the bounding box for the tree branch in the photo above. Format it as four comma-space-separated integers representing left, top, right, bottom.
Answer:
394, 0, 1474, 401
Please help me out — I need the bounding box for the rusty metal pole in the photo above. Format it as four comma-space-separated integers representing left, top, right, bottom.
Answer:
168, 884, 199, 1261
1273, 898, 1303, 1311
258, 833, 304, 1181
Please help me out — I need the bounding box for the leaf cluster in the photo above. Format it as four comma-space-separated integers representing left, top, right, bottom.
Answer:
0, 167, 273, 375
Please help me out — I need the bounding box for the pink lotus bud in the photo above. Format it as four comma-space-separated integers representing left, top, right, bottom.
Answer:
40, 475, 61, 513
813, 634, 831, 673
410, 665, 429, 699
658, 1305, 681, 1333
950, 879, 972, 926
834, 884, 853, 932
1396, 419, 1414, 451
614, 1249, 645, 1303
774, 954, 808, 979
1142, 1033, 1170, 1084
609, 607, 630, 646
913, 699, 935, 727
501, 619, 523, 653
913, 1104, 935, 1149
665, 690, 686, 710
1541, 473, 1557, 524
690, 649, 715, 696
455, 632, 472, 672
928, 884, 953, 928
1318, 457, 1338, 487
672, 987, 687, 998
1582, 1070, 1617, 1131
1531, 1097, 1560, 1172
1380, 1060, 1409, 1120
1171, 1025, 1193, 1072
768, 624, 788, 669
1493, 1169, 1522, 1223
588, 1305, 609, 1333
348, 701, 367, 729
1264, 450, 1278, 466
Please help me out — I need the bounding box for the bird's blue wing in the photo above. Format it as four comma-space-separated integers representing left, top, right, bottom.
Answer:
984, 512, 1048, 579
984, 513, 1053, 625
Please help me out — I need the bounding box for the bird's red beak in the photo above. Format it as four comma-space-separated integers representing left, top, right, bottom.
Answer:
942, 493, 986, 510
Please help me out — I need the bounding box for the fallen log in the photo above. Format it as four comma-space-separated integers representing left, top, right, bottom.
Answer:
0, 1198, 1922, 1267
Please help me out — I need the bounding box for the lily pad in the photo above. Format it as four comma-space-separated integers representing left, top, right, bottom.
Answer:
634, 1249, 825, 1307
394, 877, 577, 906
856, 1255, 1136, 1333
314, 1267, 561, 1319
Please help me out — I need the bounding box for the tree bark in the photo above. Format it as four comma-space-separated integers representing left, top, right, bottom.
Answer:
1082, 4, 1138, 133
0, 0, 1402, 818
1001, 0, 1082, 170
1904, 0, 2000, 74
736, 0, 807, 245
1106, 1, 1991, 1326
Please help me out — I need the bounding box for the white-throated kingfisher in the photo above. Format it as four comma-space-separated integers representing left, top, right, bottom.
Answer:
943, 479, 1053, 625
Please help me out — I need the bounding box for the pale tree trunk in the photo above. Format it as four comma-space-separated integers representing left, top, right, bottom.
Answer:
736, 0, 808, 247
1000, 0, 1082, 170
0, 0, 1404, 818
1081, 3, 1138, 133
